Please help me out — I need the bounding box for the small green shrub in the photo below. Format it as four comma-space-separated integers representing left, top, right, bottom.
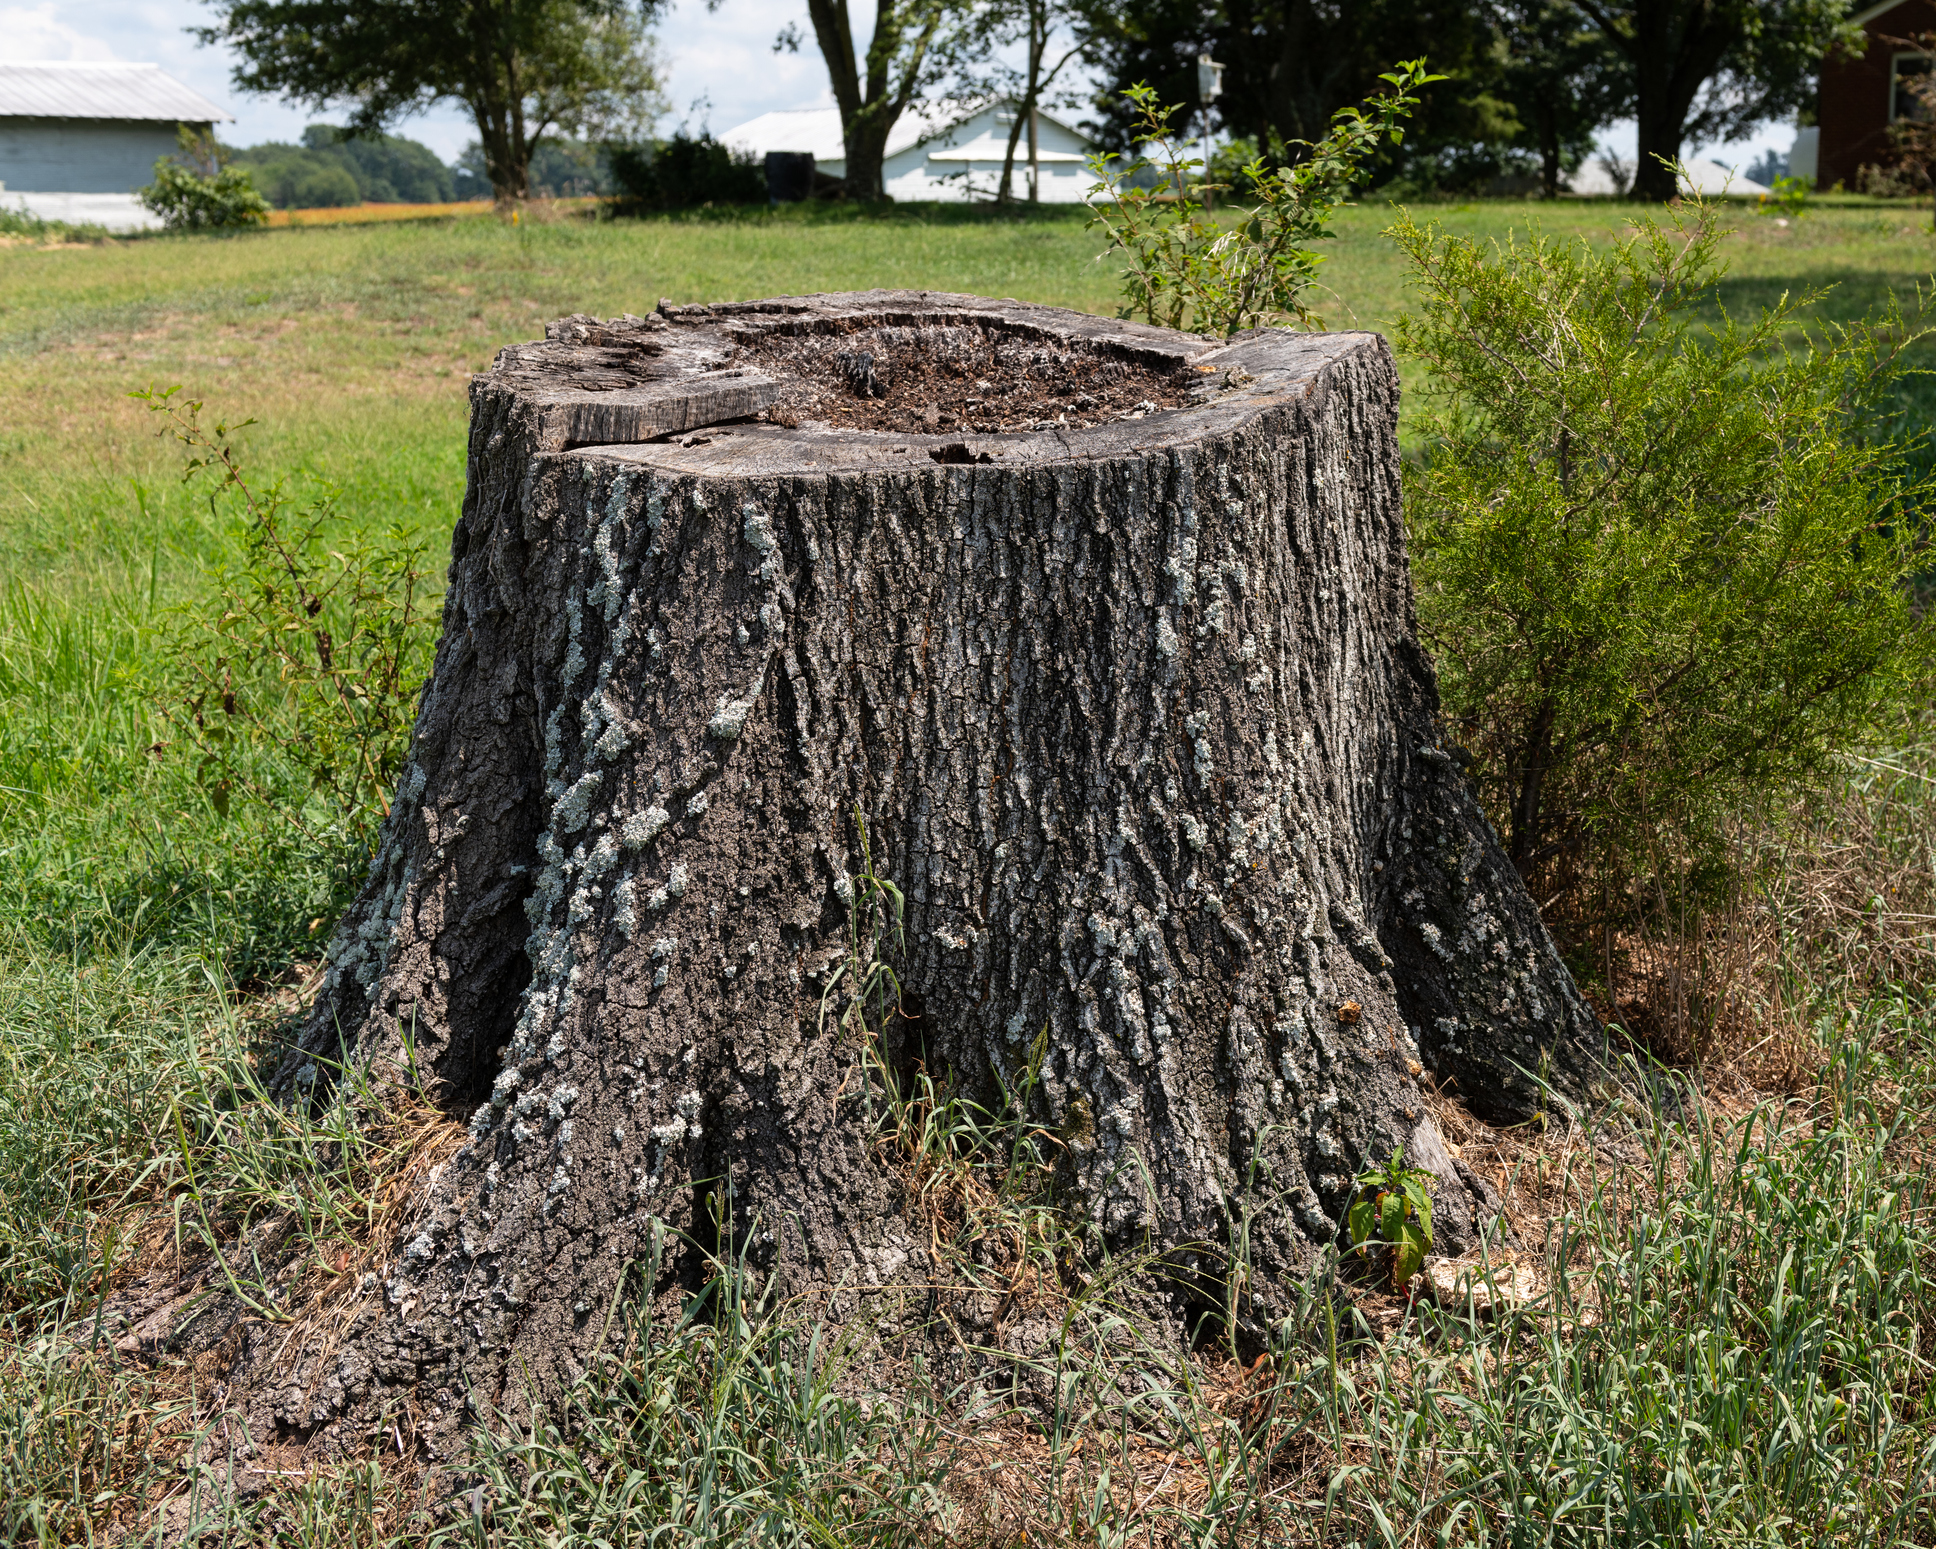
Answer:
139, 127, 270, 232
1392, 196, 1936, 908
1345, 1146, 1434, 1290
0, 206, 108, 242
136, 386, 437, 849
1084, 59, 1440, 336
1758, 171, 1812, 218
607, 132, 765, 210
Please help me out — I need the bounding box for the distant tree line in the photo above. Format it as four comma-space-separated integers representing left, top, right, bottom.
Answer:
197, 0, 1862, 205
221, 126, 624, 208
230, 127, 455, 208
1083, 0, 1859, 201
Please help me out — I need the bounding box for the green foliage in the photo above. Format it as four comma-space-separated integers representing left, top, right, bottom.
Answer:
607, 132, 766, 209
1590, 0, 1861, 201
232, 124, 456, 209
0, 206, 108, 242
135, 387, 437, 849
1759, 171, 1813, 219
199, 0, 664, 203
1344, 1146, 1434, 1290
1393, 197, 1936, 900
1085, 60, 1440, 336
1084, 0, 1497, 190
138, 127, 270, 232
1491, 0, 1632, 199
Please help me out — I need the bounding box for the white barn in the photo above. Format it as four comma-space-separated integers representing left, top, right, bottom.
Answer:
720, 102, 1096, 203
0, 63, 232, 231
1565, 155, 1770, 197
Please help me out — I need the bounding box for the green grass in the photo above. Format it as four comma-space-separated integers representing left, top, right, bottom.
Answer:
1, 196, 1934, 1544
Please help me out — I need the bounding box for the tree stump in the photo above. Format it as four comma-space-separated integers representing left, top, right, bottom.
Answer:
262, 291, 1604, 1457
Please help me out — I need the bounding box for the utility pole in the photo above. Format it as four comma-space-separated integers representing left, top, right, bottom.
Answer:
1196, 52, 1224, 197
1028, 102, 1039, 202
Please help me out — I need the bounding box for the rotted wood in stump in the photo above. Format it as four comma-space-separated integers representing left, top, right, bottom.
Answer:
254, 290, 1604, 1459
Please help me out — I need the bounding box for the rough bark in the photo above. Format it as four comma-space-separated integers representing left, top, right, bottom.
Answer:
243, 291, 1604, 1461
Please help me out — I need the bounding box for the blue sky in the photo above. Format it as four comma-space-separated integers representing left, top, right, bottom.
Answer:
3, 0, 1790, 175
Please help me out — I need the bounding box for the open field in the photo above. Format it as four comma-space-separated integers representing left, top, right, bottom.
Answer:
2, 199, 1935, 1542
5, 195, 1935, 603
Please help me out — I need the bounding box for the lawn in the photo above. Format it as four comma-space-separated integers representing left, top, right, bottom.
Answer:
2, 196, 1934, 1542
5, 194, 1933, 607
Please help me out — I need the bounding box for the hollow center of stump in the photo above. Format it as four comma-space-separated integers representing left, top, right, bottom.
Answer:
740, 318, 1196, 434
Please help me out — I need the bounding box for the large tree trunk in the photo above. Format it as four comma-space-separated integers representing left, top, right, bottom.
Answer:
236, 293, 1604, 1462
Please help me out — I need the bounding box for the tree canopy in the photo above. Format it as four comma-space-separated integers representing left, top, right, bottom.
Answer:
1087, 0, 1854, 200
1574, 0, 1858, 199
198, 0, 663, 204
231, 126, 455, 209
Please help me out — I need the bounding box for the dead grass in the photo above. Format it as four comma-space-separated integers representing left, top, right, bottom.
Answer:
1554, 733, 1936, 1100
265, 200, 497, 228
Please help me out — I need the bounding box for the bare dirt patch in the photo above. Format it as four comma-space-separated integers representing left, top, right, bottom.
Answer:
740, 320, 1201, 434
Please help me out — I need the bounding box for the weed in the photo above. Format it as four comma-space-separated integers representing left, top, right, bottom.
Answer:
139, 386, 437, 847
1085, 61, 1440, 335
1345, 1147, 1435, 1292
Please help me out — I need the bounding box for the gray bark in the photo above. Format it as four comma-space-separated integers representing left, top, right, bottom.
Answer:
243, 291, 1604, 1460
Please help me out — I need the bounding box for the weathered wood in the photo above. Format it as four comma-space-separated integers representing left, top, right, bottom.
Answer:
237, 290, 1604, 1460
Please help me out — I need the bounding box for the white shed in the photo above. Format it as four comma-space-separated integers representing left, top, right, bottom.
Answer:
1565, 154, 1770, 197
720, 102, 1096, 203
0, 63, 233, 231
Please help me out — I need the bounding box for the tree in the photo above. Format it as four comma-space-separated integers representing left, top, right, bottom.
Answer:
948, 0, 1105, 203
198, 0, 663, 205
161, 294, 1601, 1454
1490, 1, 1631, 197
1881, 29, 1936, 230
1088, 0, 1497, 184
231, 126, 457, 209
776, 0, 954, 199
1571, 0, 1859, 201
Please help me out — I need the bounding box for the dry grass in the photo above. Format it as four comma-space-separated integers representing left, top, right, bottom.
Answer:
1554, 734, 1936, 1100
265, 200, 496, 228
261, 198, 608, 228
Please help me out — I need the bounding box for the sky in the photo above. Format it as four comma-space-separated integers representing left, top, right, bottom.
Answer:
0, 0, 833, 158
1, 0, 1794, 175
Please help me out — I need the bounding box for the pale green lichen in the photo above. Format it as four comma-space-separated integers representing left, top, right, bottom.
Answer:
708, 697, 754, 739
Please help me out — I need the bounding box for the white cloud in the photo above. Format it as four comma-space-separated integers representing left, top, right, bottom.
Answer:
0, 4, 121, 61
659, 0, 832, 137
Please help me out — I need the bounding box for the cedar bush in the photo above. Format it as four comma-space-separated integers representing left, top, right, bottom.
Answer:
607, 132, 765, 209
1393, 196, 1935, 915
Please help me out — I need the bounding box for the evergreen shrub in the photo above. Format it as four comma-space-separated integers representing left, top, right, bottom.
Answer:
1393, 197, 1936, 912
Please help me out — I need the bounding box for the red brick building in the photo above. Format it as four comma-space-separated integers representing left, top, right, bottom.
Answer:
1816, 0, 1936, 188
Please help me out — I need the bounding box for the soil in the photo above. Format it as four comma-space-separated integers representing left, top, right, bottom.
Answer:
734, 319, 1202, 434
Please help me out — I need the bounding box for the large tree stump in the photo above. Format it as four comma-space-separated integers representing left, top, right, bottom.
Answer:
260, 291, 1604, 1458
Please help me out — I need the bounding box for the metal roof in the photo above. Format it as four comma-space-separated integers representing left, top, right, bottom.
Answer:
0, 63, 231, 123
721, 102, 1091, 162
1851, 0, 1913, 26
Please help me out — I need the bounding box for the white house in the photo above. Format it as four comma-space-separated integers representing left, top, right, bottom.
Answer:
0, 62, 232, 231
1566, 154, 1771, 197
720, 102, 1096, 203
